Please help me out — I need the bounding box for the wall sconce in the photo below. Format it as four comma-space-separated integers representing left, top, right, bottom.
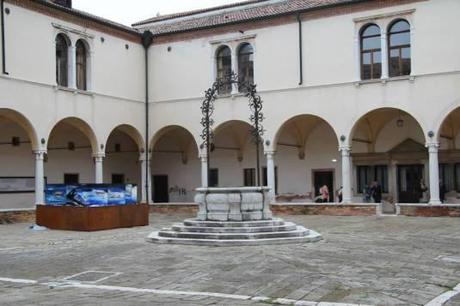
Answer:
396, 111, 404, 128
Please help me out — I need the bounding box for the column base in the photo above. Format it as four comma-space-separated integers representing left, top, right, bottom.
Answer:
429, 200, 442, 205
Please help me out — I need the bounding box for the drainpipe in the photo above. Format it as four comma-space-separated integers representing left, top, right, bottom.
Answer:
1, 0, 8, 75
141, 30, 154, 203
297, 13, 303, 85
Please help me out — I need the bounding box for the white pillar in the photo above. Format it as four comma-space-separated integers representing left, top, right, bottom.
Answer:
140, 154, 152, 204
69, 45, 76, 89
93, 153, 104, 184
34, 150, 46, 205
380, 31, 389, 79
427, 142, 441, 204
340, 146, 352, 204
354, 35, 361, 81
200, 153, 208, 188
265, 151, 276, 200
231, 51, 238, 94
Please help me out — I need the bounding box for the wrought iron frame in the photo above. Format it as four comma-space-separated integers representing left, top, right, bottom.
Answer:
200, 72, 264, 186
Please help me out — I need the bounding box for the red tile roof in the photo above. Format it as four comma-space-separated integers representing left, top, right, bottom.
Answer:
133, 0, 368, 36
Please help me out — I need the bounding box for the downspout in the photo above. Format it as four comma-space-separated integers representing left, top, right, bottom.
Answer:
141, 30, 153, 203
297, 13, 303, 85
1, 0, 8, 75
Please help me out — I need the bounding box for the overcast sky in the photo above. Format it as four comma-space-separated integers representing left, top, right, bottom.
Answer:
73, 0, 239, 26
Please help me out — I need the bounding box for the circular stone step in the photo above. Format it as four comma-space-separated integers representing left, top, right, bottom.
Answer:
183, 218, 285, 228
157, 226, 309, 240
171, 222, 298, 233
147, 228, 322, 247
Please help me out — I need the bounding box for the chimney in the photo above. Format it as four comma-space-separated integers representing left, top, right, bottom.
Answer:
49, 0, 72, 8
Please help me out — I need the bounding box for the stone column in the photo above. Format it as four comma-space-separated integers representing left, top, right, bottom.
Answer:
34, 150, 46, 205
231, 52, 238, 94
340, 146, 352, 204
427, 142, 441, 204
200, 153, 208, 188
69, 45, 77, 89
265, 151, 276, 200
380, 31, 389, 79
93, 152, 105, 184
140, 154, 152, 204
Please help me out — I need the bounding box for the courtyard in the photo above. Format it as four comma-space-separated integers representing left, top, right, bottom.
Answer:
0, 214, 459, 306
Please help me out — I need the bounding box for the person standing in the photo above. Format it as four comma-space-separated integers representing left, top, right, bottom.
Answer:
371, 181, 382, 203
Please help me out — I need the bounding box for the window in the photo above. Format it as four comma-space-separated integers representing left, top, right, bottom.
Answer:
388, 19, 411, 77
64, 173, 79, 185
216, 46, 232, 95
238, 43, 254, 92
456, 164, 460, 192
209, 168, 219, 187
357, 165, 388, 194
262, 166, 278, 194
243, 168, 256, 186
76, 40, 88, 90
439, 164, 455, 192
55, 34, 69, 87
360, 24, 381, 80
112, 174, 125, 184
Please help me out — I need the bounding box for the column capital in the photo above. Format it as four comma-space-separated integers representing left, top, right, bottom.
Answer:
199, 152, 208, 160
92, 152, 105, 159
339, 145, 351, 152
139, 153, 150, 162
264, 150, 276, 158
426, 142, 440, 152
34, 150, 47, 159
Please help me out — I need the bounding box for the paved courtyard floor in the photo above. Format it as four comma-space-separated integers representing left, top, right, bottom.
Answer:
0, 214, 459, 306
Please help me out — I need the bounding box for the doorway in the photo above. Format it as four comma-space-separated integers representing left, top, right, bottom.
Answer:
397, 165, 424, 203
313, 170, 334, 202
152, 175, 169, 203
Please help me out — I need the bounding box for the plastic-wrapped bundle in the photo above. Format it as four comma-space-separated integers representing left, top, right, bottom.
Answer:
108, 186, 126, 205
125, 184, 138, 204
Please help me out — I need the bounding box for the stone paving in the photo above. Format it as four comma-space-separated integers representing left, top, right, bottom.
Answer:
0, 214, 459, 305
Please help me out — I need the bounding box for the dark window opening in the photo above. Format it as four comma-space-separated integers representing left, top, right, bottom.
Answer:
56, 34, 69, 87
238, 43, 254, 92
112, 174, 125, 185
216, 46, 232, 95
76, 40, 88, 90
64, 173, 79, 185
262, 166, 278, 194
357, 165, 388, 194
209, 168, 219, 187
243, 168, 256, 186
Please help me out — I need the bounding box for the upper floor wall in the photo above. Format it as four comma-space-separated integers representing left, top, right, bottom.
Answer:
0, 1, 145, 102
147, 0, 460, 102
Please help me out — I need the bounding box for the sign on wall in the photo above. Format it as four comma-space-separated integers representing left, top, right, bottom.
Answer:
0, 177, 42, 194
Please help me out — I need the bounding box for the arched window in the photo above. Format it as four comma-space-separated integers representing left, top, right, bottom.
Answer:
360, 24, 381, 80
388, 19, 411, 77
76, 40, 88, 91
238, 43, 254, 92
216, 46, 232, 95
55, 34, 69, 87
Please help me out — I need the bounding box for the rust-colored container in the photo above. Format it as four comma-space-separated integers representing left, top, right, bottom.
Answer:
36, 204, 149, 231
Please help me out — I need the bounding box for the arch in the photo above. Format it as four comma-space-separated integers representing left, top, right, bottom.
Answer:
360, 23, 381, 80
437, 106, 460, 149
104, 124, 145, 152
46, 117, 99, 154
150, 125, 200, 154
76, 39, 90, 91
348, 107, 427, 148
55, 33, 70, 87
273, 114, 340, 152
0, 108, 39, 150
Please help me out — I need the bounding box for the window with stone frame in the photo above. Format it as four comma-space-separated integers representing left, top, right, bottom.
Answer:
76, 40, 88, 91
55, 34, 70, 87
243, 168, 256, 186
388, 19, 411, 77
238, 43, 254, 92
216, 45, 232, 95
360, 24, 382, 80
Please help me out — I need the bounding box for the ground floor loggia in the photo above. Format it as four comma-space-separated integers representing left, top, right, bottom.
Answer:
1, 106, 460, 210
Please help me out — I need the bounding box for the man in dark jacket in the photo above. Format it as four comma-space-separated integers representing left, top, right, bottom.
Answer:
371, 181, 382, 203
